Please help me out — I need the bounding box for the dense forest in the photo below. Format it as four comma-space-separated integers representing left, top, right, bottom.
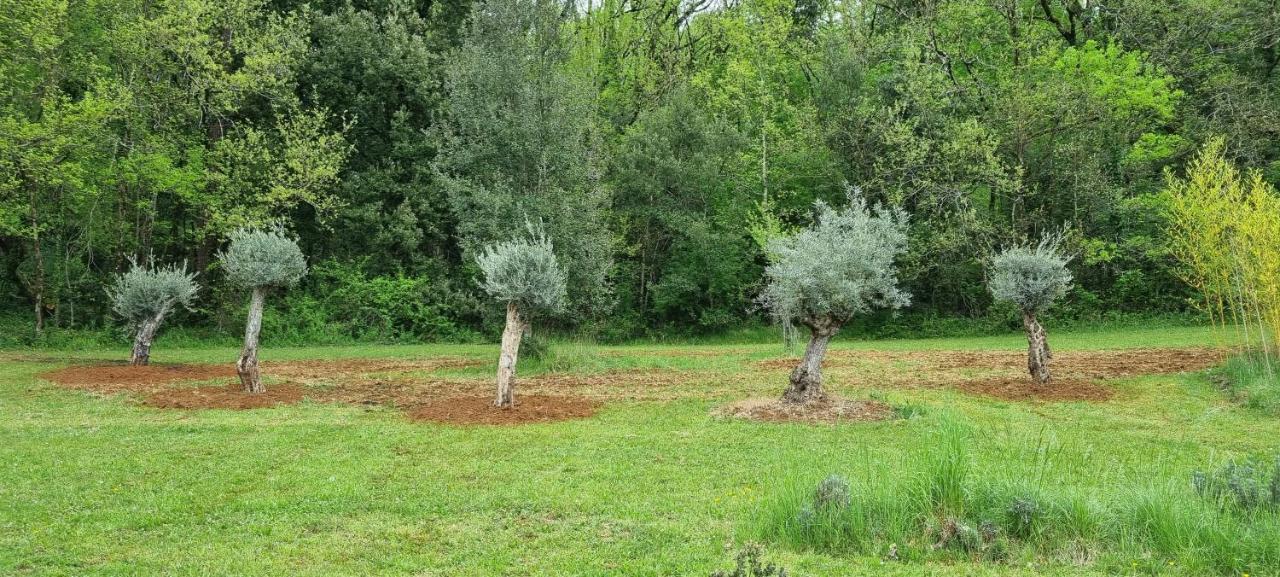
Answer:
2, 0, 1278, 344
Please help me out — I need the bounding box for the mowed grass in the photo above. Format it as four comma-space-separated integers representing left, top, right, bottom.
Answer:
1, 324, 1275, 576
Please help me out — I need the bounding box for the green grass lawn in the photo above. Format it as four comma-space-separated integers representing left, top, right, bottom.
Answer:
1, 324, 1274, 576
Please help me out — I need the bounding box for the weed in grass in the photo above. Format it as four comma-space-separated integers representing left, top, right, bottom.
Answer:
710, 543, 788, 577
1006, 495, 1042, 539
814, 475, 851, 512
1193, 457, 1280, 512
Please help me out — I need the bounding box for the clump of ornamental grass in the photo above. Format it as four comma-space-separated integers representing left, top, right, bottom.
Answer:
108, 257, 199, 366
759, 190, 910, 405
476, 221, 567, 408
988, 232, 1073, 385
218, 227, 307, 393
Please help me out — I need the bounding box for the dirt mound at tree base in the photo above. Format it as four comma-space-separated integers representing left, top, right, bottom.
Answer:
406, 395, 600, 425
143, 383, 305, 409
716, 397, 893, 424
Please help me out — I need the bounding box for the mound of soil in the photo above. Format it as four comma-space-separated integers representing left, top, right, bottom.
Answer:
953, 377, 1115, 402
406, 395, 599, 425
142, 383, 305, 409
716, 397, 893, 424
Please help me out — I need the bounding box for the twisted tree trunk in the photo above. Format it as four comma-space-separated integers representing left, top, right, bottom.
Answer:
495, 301, 526, 408
130, 309, 167, 366
782, 320, 837, 404
237, 287, 266, 393
1023, 310, 1052, 385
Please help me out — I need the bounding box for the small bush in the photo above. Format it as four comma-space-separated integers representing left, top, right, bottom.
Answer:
1194, 457, 1280, 512
814, 475, 852, 512
1006, 495, 1042, 538
711, 543, 788, 577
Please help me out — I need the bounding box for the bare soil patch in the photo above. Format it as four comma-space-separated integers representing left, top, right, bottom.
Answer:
757, 346, 1222, 378
40, 357, 480, 390
406, 395, 599, 425
952, 377, 1115, 402
143, 383, 305, 409
927, 347, 1223, 378
42, 363, 235, 393
716, 397, 893, 424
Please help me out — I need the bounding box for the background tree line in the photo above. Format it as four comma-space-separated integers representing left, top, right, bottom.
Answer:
3, 0, 1278, 343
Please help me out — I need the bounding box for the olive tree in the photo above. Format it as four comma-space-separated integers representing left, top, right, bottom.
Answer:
476, 225, 567, 408
760, 197, 911, 405
218, 228, 307, 393
108, 258, 199, 366
988, 234, 1073, 385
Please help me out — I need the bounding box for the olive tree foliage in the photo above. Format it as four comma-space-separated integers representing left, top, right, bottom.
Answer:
217, 227, 307, 393
761, 194, 911, 404
476, 223, 567, 408
988, 233, 1073, 384
108, 258, 199, 366
219, 228, 308, 290
477, 226, 568, 314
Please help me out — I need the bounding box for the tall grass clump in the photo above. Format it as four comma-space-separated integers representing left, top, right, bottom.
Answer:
750, 423, 1280, 575
1215, 352, 1280, 413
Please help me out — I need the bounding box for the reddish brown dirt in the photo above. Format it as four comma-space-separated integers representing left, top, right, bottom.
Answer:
143, 383, 306, 409
756, 347, 1223, 378
952, 377, 1115, 402
406, 395, 599, 425
40, 357, 480, 390
753, 346, 1223, 403
926, 347, 1224, 377
716, 397, 893, 424
41, 363, 235, 393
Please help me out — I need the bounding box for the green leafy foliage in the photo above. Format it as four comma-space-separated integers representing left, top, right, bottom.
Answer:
0, 0, 1272, 341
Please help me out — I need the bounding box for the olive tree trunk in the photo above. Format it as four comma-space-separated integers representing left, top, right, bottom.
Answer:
782, 321, 837, 404
129, 309, 168, 366
1022, 311, 1052, 385
237, 287, 266, 393
495, 301, 526, 408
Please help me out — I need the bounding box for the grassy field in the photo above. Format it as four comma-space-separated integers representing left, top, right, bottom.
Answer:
2, 324, 1276, 576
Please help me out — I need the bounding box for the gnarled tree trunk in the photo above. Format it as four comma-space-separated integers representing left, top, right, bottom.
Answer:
495, 301, 526, 408
130, 309, 167, 366
1023, 311, 1052, 385
237, 287, 266, 393
782, 320, 837, 404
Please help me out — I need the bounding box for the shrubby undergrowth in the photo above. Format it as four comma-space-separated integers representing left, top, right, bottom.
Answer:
753, 422, 1280, 575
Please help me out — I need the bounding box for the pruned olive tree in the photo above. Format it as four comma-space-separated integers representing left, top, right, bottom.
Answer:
476, 225, 567, 408
218, 228, 307, 393
760, 197, 911, 405
988, 234, 1073, 385
108, 258, 199, 366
